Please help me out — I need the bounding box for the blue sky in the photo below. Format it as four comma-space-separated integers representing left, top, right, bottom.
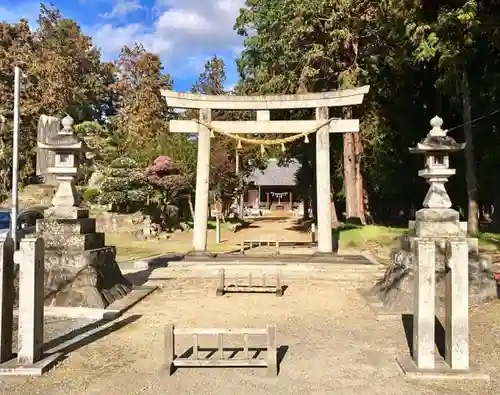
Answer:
0, 0, 246, 91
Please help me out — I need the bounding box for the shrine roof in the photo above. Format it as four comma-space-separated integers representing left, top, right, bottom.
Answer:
247, 158, 299, 186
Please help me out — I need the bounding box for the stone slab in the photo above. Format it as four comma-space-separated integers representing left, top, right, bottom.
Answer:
180, 253, 375, 265
43, 207, 89, 220
396, 354, 490, 381
36, 218, 96, 235
0, 352, 63, 376
358, 290, 407, 320
16, 286, 157, 319
43, 232, 105, 250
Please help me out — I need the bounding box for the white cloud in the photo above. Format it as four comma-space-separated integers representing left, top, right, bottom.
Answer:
90, 0, 246, 80
92, 23, 145, 54
100, 0, 143, 19
0, 0, 246, 87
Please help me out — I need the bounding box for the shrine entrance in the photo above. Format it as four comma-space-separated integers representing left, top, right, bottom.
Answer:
162, 86, 369, 255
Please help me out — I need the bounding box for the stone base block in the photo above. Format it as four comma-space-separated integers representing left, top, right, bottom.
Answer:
396, 354, 490, 381
185, 250, 215, 259
414, 221, 463, 238
312, 251, 338, 258
26, 285, 157, 319
43, 232, 105, 250
415, 208, 460, 222
44, 206, 89, 220
0, 352, 63, 376
400, 235, 478, 255
43, 246, 132, 309
36, 218, 96, 235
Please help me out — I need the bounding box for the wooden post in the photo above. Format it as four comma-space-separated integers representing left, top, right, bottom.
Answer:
165, 324, 175, 375
0, 238, 14, 363
275, 270, 283, 297
243, 334, 250, 360
275, 241, 280, 256
217, 333, 224, 359
289, 192, 293, 211
192, 334, 199, 360
215, 214, 221, 244
216, 269, 225, 296
240, 239, 245, 255
266, 325, 278, 377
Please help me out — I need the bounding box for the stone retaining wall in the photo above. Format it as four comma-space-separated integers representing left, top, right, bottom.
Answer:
94, 212, 146, 233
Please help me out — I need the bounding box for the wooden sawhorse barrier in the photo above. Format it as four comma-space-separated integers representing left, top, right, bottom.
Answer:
216, 269, 284, 297
165, 324, 278, 377
239, 240, 317, 255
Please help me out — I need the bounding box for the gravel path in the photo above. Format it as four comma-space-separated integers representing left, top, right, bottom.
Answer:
1, 277, 499, 395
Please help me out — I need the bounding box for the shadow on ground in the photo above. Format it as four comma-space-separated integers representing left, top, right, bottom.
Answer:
44, 314, 142, 356
171, 344, 289, 375
125, 255, 184, 286
401, 314, 446, 359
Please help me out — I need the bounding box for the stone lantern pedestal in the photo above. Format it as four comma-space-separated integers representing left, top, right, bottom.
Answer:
395, 116, 488, 380
36, 115, 132, 308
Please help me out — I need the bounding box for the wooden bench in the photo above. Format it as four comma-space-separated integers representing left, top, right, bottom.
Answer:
165, 325, 278, 377
216, 269, 284, 297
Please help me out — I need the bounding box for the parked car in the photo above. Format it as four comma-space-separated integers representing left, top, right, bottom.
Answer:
0, 207, 45, 241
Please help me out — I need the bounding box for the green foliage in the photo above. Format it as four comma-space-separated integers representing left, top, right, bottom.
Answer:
98, 158, 151, 212
82, 187, 100, 203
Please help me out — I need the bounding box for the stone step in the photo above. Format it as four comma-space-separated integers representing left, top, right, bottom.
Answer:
37, 218, 96, 234
123, 262, 385, 282
43, 232, 105, 250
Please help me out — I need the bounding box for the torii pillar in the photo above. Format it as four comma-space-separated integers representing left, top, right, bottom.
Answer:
162, 87, 370, 256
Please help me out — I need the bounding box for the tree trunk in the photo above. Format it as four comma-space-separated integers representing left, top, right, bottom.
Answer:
460, 68, 479, 235
303, 194, 310, 220
353, 131, 367, 224
343, 106, 365, 223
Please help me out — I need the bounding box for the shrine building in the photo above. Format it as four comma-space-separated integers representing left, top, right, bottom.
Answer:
245, 158, 299, 212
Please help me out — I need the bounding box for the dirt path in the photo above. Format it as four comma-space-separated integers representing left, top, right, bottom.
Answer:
169, 216, 313, 247
1, 278, 498, 395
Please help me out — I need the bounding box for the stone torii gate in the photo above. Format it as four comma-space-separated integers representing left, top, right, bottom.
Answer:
162, 86, 370, 255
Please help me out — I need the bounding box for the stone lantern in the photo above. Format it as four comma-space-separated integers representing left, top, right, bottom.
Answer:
396, 115, 487, 379
37, 115, 86, 219
408, 115, 466, 237
35, 114, 134, 309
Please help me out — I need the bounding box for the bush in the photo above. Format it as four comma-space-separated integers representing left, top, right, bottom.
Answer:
98, 158, 151, 212
82, 187, 100, 203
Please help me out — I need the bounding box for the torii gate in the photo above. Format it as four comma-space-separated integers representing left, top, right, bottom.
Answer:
162, 86, 370, 255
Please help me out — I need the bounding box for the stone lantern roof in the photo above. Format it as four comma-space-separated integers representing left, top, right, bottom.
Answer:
37, 115, 83, 150
409, 116, 466, 154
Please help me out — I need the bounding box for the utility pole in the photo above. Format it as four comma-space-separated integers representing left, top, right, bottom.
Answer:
11, 67, 21, 245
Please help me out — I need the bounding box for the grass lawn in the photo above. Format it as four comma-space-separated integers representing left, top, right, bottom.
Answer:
106, 232, 240, 262
337, 225, 406, 249
338, 224, 500, 252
